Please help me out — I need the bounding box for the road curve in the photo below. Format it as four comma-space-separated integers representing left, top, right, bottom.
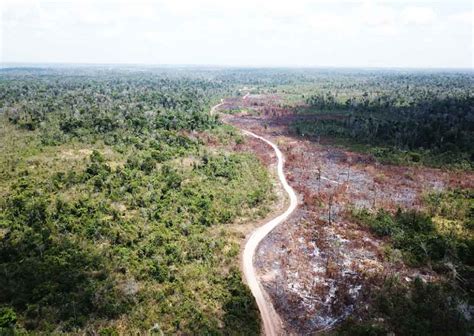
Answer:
211, 97, 342, 335
241, 129, 298, 336
210, 98, 297, 335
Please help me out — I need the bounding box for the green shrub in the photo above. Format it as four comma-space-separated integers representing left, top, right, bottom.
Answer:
353, 204, 472, 268
375, 277, 469, 336
334, 319, 386, 336
99, 327, 119, 336
0, 308, 16, 328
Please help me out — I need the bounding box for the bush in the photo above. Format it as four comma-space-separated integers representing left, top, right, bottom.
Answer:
0, 308, 16, 328
353, 205, 472, 269
371, 210, 396, 236
334, 319, 386, 336
99, 327, 119, 336
375, 277, 470, 336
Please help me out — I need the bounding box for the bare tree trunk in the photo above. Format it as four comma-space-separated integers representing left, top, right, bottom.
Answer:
317, 167, 321, 193
328, 194, 333, 224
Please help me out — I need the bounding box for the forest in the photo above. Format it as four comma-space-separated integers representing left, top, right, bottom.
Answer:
288, 71, 473, 168
0, 67, 271, 334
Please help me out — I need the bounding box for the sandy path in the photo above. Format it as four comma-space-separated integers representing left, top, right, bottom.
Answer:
211, 96, 342, 335
210, 98, 294, 334
241, 129, 298, 336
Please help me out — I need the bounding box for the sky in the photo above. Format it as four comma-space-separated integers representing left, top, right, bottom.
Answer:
1, 0, 473, 68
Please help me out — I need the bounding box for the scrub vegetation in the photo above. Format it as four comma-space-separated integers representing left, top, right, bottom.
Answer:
0, 68, 272, 334
340, 188, 473, 335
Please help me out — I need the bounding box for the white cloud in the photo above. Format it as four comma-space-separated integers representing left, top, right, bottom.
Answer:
359, 3, 398, 26
448, 10, 473, 25
401, 6, 436, 25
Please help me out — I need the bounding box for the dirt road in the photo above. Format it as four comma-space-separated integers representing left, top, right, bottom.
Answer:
210, 99, 224, 114
241, 129, 298, 336
211, 96, 345, 335
210, 99, 296, 334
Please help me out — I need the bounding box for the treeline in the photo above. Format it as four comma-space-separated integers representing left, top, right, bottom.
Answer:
305, 95, 473, 153
293, 72, 474, 168
0, 73, 223, 143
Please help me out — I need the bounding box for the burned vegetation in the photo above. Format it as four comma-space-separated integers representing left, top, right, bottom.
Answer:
222, 69, 473, 335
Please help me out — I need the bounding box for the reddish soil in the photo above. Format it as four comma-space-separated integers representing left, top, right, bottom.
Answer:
220, 94, 474, 335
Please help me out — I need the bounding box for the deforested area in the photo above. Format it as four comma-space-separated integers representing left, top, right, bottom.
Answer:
217, 68, 473, 335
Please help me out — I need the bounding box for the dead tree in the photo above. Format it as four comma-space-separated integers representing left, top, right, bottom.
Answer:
372, 182, 377, 208
328, 194, 334, 225
317, 167, 321, 193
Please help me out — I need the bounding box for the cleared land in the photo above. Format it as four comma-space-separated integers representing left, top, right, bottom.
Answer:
221, 91, 473, 335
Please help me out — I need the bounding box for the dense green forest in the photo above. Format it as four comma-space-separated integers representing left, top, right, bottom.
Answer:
286, 72, 474, 168
0, 68, 272, 334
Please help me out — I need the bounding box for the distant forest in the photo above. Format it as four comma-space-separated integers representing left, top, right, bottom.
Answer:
287, 71, 473, 168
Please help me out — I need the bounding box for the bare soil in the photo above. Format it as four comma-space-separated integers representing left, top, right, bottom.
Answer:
220, 94, 474, 335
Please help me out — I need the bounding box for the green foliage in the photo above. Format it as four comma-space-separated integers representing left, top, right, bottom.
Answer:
0, 69, 271, 334
0, 70, 222, 149
352, 205, 472, 268
0, 308, 16, 328
0, 153, 268, 331
335, 277, 471, 336
99, 327, 119, 336
353, 208, 396, 237
333, 319, 386, 336
375, 277, 470, 336
425, 189, 474, 231
289, 72, 473, 169
0, 181, 128, 331
352, 189, 473, 319
199, 154, 240, 180
222, 268, 261, 335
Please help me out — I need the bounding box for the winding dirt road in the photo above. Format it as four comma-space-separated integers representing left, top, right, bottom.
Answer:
241, 129, 298, 336
212, 94, 352, 334
210, 98, 298, 335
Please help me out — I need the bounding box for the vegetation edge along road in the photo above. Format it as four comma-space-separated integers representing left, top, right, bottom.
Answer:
210, 98, 288, 336
241, 129, 298, 336
212, 95, 350, 335
211, 98, 297, 335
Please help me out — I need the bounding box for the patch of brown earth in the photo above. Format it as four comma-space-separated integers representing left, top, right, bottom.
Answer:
220, 94, 474, 335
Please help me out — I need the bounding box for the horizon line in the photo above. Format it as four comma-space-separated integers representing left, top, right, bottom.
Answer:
1, 62, 473, 72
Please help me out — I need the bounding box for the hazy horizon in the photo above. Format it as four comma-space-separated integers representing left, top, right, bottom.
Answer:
1, 62, 473, 71
1, 0, 473, 68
